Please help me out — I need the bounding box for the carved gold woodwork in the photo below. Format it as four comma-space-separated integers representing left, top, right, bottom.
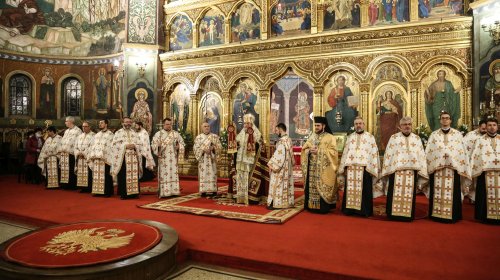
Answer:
160, 14, 473, 142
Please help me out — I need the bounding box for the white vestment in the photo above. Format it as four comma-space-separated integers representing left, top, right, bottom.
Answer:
193, 133, 221, 193
74, 131, 95, 187
38, 135, 62, 188
268, 134, 295, 208
151, 130, 185, 197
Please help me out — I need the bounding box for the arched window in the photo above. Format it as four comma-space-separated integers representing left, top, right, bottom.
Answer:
62, 77, 82, 116
9, 74, 32, 116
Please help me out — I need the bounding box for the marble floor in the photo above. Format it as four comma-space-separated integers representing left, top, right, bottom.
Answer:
0, 220, 289, 280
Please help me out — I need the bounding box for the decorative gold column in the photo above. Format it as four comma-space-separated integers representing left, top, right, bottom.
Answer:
317, 3, 324, 33
165, 27, 171, 50
409, 81, 420, 125
162, 88, 170, 119
221, 91, 231, 129
311, 0, 318, 34
224, 19, 231, 44
410, 0, 419, 22
259, 89, 270, 146
261, 0, 268, 40
359, 83, 371, 130
464, 81, 472, 128
191, 93, 199, 135
313, 86, 324, 115
193, 23, 199, 48
361, 91, 370, 127
360, 0, 369, 27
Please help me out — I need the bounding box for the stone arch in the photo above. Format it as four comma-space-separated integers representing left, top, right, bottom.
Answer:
264, 63, 316, 90
163, 76, 195, 98
196, 6, 226, 24
226, 71, 265, 93
319, 62, 364, 86
365, 54, 414, 81
166, 11, 194, 27
194, 71, 225, 93
414, 56, 468, 81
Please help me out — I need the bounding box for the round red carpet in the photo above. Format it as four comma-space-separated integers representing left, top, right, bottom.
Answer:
2, 221, 162, 268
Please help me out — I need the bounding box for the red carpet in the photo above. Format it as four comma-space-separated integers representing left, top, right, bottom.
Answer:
371, 197, 428, 220
2, 221, 162, 268
0, 175, 499, 280
140, 188, 304, 224
139, 177, 229, 195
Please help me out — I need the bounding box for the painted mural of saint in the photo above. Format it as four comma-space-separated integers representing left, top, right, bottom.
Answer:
172, 89, 190, 132
377, 90, 403, 150
270, 93, 280, 134
170, 15, 193, 51
231, 3, 260, 42
484, 60, 500, 120
204, 97, 221, 135
325, 75, 357, 132
94, 68, 110, 111
199, 11, 224, 47
424, 70, 461, 130
130, 88, 153, 134
293, 91, 310, 135
233, 81, 259, 132
39, 67, 56, 119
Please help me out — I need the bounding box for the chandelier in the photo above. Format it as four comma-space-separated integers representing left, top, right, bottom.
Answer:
481, 20, 500, 45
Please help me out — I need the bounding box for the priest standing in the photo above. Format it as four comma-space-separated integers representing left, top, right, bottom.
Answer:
110, 117, 151, 199
38, 126, 62, 189
470, 117, 500, 224
463, 119, 487, 203
267, 123, 295, 209
381, 117, 428, 221
301, 117, 338, 213
193, 122, 221, 197
59, 116, 82, 190
88, 119, 114, 197
425, 111, 471, 223
74, 121, 95, 193
135, 121, 155, 182
234, 114, 262, 205
339, 116, 381, 217
151, 117, 185, 198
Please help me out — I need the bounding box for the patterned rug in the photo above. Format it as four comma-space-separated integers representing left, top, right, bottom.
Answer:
140, 187, 304, 224
2, 221, 162, 268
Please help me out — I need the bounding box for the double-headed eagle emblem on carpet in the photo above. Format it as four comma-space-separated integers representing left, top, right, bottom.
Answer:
40, 227, 135, 256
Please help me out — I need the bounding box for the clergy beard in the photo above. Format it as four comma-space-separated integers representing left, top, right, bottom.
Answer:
495, 73, 500, 82
356, 130, 364, 134
402, 132, 411, 137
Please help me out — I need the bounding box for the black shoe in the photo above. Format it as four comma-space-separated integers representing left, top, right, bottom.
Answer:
266, 205, 275, 210
201, 193, 206, 197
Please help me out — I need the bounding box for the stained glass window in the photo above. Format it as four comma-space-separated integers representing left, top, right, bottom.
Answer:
9, 74, 31, 116
63, 78, 82, 116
